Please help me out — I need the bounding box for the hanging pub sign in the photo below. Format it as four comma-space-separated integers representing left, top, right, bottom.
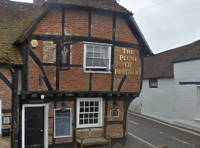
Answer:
60, 44, 70, 70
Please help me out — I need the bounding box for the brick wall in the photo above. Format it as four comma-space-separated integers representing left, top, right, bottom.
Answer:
33, 7, 62, 35
116, 14, 138, 44
29, 56, 48, 91
92, 74, 111, 91
0, 67, 12, 148
65, 8, 88, 36
91, 10, 113, 40
106, 124, 123, 138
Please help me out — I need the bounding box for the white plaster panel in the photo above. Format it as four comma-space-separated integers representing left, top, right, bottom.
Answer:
43, 41, 56, 63
140, 78, 175, 123
174, 60, 200, 130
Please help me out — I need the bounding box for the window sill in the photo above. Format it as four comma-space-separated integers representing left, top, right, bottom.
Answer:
83, 71, 112, 74
194, 118, 200, 122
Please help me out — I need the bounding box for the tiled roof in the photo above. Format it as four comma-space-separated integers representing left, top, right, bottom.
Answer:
174, 40, 200, 63
46, 0, 131, 14
0, 0, 44, 65
143, 40, 200, 79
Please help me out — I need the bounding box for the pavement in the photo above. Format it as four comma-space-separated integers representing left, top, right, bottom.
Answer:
113, 135, 152, 148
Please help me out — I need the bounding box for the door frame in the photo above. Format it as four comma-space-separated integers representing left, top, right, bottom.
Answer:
22, 103, 49, 148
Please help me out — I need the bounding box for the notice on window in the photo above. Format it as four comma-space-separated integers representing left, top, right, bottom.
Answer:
54, 109, 71, 138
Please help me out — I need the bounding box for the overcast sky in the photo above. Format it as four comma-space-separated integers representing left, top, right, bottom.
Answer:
11, 0, 200, 54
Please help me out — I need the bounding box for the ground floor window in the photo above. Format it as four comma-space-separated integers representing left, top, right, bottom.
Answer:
76, 98, 103, 128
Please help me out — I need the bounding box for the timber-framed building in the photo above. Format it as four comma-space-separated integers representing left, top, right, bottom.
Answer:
0, 0, 153, 147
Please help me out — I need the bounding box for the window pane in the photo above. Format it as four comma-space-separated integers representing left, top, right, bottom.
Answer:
95, 101, 99, 106
94, 46, 100, 53
84, 114, 88, 118
94, 119, 98, 123
85, 102, 89, 106
89, 113, 93, 118
90, 107, 94, 112
94, 113, 98, 117
101, 47, 108, 58
85, 108, 89, 112
93, 59, 100, 66
80, 108, 84, 112
89, 119, 93, 124
94, 53, 100, 58
80, 114, 83, 118
84, 119, 88, 124
95, 107, 99, 112
80, 119, 83, 124
80, 102, 84, 107
100, 59, 108, 66
86, 58, 92, 66
87, 52, 93, 57
87, 46, 93, 52
90, 102, 94, 106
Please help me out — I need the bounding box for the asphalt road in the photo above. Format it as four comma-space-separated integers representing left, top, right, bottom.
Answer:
128, 112, 200, 148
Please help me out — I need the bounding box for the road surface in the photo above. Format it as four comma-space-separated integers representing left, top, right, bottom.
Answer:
128, 112, 200, 148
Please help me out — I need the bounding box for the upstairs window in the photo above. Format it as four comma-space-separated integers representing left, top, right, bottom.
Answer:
83, 42, 111, 73
149, 79, 158, 88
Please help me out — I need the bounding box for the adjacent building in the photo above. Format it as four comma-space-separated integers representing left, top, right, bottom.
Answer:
130, 40, 200, 132
0, 0, 153, 147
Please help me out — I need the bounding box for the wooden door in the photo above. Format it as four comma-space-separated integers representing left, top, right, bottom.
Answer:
25, 107, 44, 148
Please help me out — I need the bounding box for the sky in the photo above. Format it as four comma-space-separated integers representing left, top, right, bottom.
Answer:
10, 0, 200, 54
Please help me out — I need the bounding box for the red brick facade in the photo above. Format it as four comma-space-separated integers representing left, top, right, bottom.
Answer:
0, 1, 148, 147
0, 68, 12, 148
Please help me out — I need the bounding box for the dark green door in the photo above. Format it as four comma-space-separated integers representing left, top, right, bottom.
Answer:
25, 107, 44, 148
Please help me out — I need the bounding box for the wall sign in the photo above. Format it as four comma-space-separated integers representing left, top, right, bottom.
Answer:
3, 116, 11, 125
114, 48, 141, 75
54, 108, 72, 138
30, 39, 38, 48
60, 44, 70, 70
110, 109, 119, 118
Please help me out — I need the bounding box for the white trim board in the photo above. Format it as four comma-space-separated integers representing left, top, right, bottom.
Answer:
22, 103, 49, 148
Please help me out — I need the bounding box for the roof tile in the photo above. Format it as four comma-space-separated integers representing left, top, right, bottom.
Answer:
143, 40, 199, 79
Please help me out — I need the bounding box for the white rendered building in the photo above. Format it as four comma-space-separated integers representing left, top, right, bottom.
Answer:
130, 40, 200, 132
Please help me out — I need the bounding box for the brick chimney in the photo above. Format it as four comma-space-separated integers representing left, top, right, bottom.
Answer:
33, 0, 45, 5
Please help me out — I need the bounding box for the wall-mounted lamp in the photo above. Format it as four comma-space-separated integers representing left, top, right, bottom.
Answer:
41, 94, 45, 100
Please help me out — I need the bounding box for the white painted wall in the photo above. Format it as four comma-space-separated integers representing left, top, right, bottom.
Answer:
129, 59, 200, 132
129, 97, 141, 114
140, 78, 175, 124
174, 60, 200, 131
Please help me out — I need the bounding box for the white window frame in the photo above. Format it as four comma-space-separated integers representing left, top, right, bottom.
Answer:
83, 42, 112, 74
54, 108, 72, 138
0, 100, 1, 135
76, 97, 103, 128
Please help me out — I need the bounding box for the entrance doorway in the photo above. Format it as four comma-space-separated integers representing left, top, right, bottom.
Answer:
25, 107, 44, 147
22, 104, 49, 148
